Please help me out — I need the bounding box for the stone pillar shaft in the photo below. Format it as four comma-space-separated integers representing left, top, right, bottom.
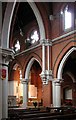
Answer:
55, 82, 61, 107
40, 39, 52, 84
0, 47, 14, 119
2, 65, 8, 118
42, 43, 45, 72
22, 79, 28, 108
52, 79, 61, 107
0, 2, 2, 119
52, 81, 56, 107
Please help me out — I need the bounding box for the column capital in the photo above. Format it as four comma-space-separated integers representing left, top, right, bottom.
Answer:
40, 39, 52, 46
21, 78, 28, 84
0, 47, 14, 63
40, 70, 53, 85
53, 78, 64, 85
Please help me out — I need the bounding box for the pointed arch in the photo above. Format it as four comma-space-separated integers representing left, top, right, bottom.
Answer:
1, 2, 16, 48
1, 2, 45, 48
57, 47, 76, 80
24, 57, 41, 81
66, 71, 75, 82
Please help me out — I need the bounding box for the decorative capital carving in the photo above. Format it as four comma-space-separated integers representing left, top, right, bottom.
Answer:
40, 39, 52, 46
21, 78, 28, 84
40, 70, 53, 85
53, 78, 64, 85
0, 47, 14, 63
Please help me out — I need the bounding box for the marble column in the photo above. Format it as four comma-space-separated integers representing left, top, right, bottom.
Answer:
42, 40, 46, 72
0, 48, 14, 119
52, 79, 61, 107
52, 81, 56, 107
22, 79, 28, 108
0, 2, 2, 119
2, 64, 8, 118
55, 81, 61, 107
40, 39, 46, 84
0, 63, 2, 119
40, 39, 52, 84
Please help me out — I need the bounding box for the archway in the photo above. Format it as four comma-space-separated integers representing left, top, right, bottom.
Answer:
2, 2, 45, 48
61, 73, 73, 106
57, 47, 76, 80
8, 63, 23, 107
57, 47, 76, 106
28, 61, 42, 107
23, 58, 42, 108
1, 1, 45, 115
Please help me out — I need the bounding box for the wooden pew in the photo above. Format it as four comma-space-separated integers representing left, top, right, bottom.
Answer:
24, 113, 76, 120
5, 113, 76, 120
8, 107, 76, 120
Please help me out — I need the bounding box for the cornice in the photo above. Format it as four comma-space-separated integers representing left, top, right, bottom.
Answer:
52, 29, 76, 42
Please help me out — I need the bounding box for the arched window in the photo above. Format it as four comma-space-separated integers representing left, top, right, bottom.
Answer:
30, 30, 39, 44
14, 40, 20, 53
64, 5, 72, 30
61, 5, 72, 30
27, 30, 39, 45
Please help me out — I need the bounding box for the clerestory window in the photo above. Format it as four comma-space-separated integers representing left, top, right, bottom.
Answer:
64, 5, 72, 30
27, 30, 39, 44
14, 40, 20, 53
61, 5, 72, 31
30, 30, 39, 44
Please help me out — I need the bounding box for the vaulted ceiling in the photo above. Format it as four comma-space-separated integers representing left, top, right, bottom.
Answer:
13, 2, 36, 32
2, 2, 36, 33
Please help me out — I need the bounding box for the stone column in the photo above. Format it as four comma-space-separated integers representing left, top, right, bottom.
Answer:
0, 61, 2, 119
40, 39, 52, 84
0, 48, 14, 119
72, 82, 76, 106
0, 1, 2, 46
2, 64, 8, 118
40, 39, 46, 84
55, 81, 61, 107
42, 40, 46, 72
52, 79, 61, 107
52, 81, 56, 107
0, 2, 2, 119
22, 79, 28, 108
